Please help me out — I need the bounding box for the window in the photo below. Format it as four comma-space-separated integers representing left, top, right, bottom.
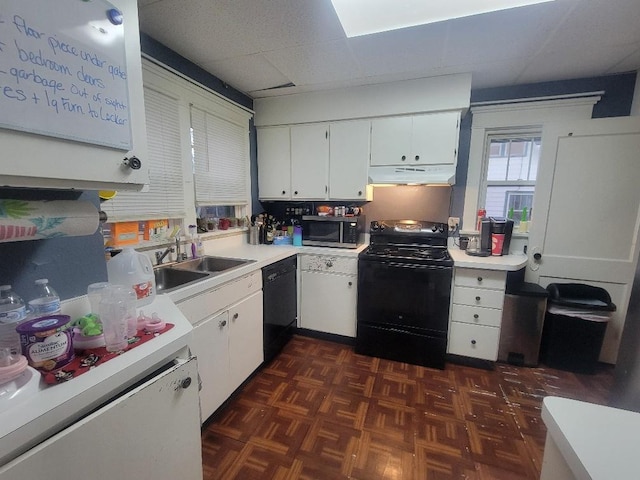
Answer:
101, 83, 185, 222
462, 96, 601, 232
480, 134, 541, 225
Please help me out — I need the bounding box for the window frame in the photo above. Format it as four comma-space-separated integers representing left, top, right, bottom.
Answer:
462, 96, 601, 233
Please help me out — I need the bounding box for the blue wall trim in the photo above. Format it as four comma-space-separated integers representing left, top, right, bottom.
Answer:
140, 33, 253, 111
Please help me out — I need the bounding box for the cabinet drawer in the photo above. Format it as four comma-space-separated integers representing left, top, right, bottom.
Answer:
453, 286, 504, 310
455, 268, 506, 290
450, 304, 502, 328
178, 271, 262, 325
448, 322, 500, 361
300, 254, 357, 275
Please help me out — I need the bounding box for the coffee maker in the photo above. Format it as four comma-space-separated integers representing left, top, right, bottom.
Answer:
489, 217, 514, 256
466, 217, 514, 256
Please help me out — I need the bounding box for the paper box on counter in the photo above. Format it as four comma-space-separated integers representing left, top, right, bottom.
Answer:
144, 219, 168, 241
110, 221, 140, 246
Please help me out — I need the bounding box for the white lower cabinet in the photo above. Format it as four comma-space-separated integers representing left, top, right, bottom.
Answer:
448, 267, 507, 361
300, 254, 357, 337
0, 358, 202, 480
177, 271, 263, 422
191, 310, 230, 421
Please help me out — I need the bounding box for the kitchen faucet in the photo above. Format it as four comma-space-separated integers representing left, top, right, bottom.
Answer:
155, 245, 174, 265
155, 233, 186, 265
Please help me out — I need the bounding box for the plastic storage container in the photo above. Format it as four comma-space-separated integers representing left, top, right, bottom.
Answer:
107, 247, 156, 307
28, 279, 61, 317
540, 283, 616, 374
0, 285, 27, 354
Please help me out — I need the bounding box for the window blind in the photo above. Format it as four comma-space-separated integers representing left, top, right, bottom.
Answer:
102, 86, 185, 222
190, 105, 249, 206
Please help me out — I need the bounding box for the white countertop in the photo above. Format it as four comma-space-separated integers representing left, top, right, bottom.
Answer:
164, 240, 366, 303
541, 396, 640, 479
448, 248, 527, 271
0, 295, 193, 466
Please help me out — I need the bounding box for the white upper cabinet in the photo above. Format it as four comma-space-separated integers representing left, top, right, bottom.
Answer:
291, 124, 329, 200
257, 126, 291, 200
329, 120, 371, 200
370, 111, 460, 167
0, 0, 149, 191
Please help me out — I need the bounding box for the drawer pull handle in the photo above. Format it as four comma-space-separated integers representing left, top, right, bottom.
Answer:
475, 296, 481, 301
471, 339, 477, 345
477, 276, 483, 282
233, 313, 239, 320
473, 314, 479, 319
348, 281, 352, 286
219, 319, 227, 328
180, 377, 192, 389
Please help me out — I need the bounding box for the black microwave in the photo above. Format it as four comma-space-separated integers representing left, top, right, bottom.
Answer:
301, 215, 365, 248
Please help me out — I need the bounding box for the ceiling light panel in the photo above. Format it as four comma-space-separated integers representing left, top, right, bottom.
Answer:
331, 0, 556, 37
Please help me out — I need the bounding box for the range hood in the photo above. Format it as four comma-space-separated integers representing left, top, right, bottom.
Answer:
368, 164, 456, 185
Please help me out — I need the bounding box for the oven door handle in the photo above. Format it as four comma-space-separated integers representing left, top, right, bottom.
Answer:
373, 260, 450, 271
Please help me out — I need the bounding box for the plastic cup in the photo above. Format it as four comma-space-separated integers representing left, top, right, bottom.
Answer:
491, 233, 505, 256
99, 285, 135, 352
87, 282, 110, 315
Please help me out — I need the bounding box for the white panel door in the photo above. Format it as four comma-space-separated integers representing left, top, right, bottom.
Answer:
370, 116, 412, 166
329, 120, 371, 200
257, 126, 291, 199
291, 123, 329, 199
411, 111, 460, 166
300, 271, 357, 337
0, 358, 202, 480
527, 117, 640, 363
228, 291, 264, 389
192, 310, 230, 422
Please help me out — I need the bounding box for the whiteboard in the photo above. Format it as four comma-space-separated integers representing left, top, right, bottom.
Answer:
0, 0, 132, 150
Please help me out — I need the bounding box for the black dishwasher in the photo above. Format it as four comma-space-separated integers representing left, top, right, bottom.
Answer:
262, 256, 297, 363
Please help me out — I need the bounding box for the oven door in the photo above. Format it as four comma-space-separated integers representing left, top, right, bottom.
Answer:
357, 258, 452, 335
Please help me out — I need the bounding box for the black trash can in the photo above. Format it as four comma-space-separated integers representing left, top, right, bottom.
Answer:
540, 283, 616, 374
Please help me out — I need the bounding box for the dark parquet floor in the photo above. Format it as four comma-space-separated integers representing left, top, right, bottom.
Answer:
201, 335, 613, 479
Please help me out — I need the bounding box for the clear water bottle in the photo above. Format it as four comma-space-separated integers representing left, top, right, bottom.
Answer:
0, 285, 27, 354
28, 279, 61, 317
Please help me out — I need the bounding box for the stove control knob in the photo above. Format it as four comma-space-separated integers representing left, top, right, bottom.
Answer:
371, 221, 380, 231
439, 226, 445, 233
431, 225, 438, 232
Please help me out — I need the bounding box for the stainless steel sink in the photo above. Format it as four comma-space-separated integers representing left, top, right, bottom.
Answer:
173, 256, 255, 274
153, 267, 210, 293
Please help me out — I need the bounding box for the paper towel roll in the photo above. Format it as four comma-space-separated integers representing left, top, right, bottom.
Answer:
0, 200, 101, 242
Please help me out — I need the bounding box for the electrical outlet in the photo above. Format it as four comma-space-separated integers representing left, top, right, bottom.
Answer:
448, 217, 460, 231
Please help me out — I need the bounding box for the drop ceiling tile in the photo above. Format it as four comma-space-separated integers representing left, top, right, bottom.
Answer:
200, 54, 292, 94
138, 0, 260, 63
442, 2, 571, 66
264, 39, 361, 86
347, 23, 447, 77
608, 44, 640, 73
517, 43, 636, 84
217, 0, 346, 51
540, 0, 640, 52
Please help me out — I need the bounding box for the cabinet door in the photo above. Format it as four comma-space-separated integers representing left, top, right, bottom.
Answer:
0, 358, 202, 480
370, 116, 412, 166
228, 291, 264, 390
300, 271, 357, 337
0, 0, 149, 191
411, 111, 460, 165
191, 311, 230, 422
291, 124, 329, 199
257, 126, 291, 199
329, 120, 370, 200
